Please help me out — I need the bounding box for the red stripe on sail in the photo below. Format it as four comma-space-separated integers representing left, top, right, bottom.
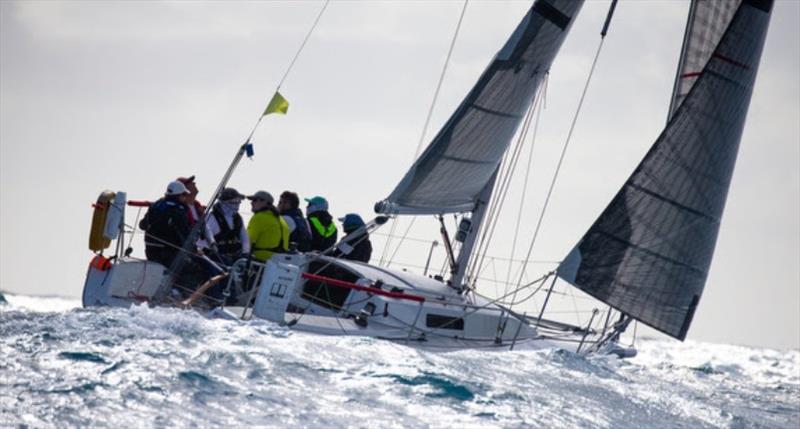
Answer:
713, 53, 750, 70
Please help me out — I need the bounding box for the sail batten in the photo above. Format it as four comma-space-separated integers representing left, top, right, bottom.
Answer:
557, 0, 772, 340
376, 0, 583, 216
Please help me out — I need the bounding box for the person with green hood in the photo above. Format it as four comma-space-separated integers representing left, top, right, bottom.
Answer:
305, 196, 337, 252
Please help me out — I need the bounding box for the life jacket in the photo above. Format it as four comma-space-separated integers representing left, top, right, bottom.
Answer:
282, 208, 312, 252
211, 204, 244, 257
308, 211, 337, 251
247, 208, 289, 262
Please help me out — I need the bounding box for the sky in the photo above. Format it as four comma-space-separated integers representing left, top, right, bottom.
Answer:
1, 0, 798, 350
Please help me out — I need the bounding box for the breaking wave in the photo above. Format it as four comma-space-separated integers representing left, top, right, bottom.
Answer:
1, 294, 797, 428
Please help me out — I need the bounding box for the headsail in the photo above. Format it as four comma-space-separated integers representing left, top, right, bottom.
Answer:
376, 0, 584, 215
668, 0, 742, 120
557, 0, 773, 340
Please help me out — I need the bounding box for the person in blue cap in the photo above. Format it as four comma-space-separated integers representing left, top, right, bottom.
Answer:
305, 196, 337, 251
334, 213, 372, 263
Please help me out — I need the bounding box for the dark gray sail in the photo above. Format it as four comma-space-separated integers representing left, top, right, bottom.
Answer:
668, 0, 742, 120
557, 0, 772, 340
376, 0, 583, 215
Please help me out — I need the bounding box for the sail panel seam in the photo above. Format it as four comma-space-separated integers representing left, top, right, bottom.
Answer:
587, 230, 706, 276
626, 184, 720, 223
532, 0, 570, 30
469, 104, 523, 119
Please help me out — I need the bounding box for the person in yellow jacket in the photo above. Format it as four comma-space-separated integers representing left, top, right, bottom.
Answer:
245, 190, 289, 262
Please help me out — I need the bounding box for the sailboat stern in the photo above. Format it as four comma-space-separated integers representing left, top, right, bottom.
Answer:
82, 257, 167, 308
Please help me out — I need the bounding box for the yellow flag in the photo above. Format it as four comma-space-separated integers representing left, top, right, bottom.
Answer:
263, 91, 289, 115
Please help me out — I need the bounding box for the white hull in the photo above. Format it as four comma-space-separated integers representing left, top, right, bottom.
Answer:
81, 255, 634, 356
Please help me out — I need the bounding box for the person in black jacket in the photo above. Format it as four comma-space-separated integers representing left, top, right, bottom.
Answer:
305, 196, 337, 252
334, 213, 372, 263
139, 180, 193, 268
278, 191, 312, 252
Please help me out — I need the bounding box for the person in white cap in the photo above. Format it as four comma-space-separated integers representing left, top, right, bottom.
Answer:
138, 180, 193, 268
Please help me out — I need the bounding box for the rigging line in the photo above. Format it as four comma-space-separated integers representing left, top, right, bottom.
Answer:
380, 0, 468, 265
469, 82, 543, 285
243, 0, 330, 145
125, 223, 228, 269
372, 232, 559, 265
277, 0, 330, 91
503, 81, 545, 300
417, 271, 553, 332
386, 217, 417, 266
566, 258, 587, 326
378, 217, 399, 267
511, 35, 609, 300
125, 207, 144, 252
414, 0, 470, 159
468, 112, 527, 281
253, 1, 327, 133
468, 135, 517, 281
482, 71, 548, 268
473, 124, 523, 266
471, 72, 547, 279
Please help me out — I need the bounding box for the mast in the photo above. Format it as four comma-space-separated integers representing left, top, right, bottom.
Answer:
452, 168, 499, 289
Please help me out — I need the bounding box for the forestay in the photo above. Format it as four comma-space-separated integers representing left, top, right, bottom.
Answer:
668, 0, 742, 120
375, 0, 584, 215
557, 0, 773, 340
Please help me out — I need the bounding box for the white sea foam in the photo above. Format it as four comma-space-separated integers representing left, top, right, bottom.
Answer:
1, 295, 797, 428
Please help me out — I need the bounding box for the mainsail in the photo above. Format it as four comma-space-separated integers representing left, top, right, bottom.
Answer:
668, 0, 742, 120
557, 0, 773, 340
376, 0, 584, 215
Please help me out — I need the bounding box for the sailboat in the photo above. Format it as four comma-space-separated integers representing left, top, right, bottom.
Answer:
82, 0, 773, 354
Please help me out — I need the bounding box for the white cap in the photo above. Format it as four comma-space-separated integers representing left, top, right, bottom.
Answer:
165, 180, 190, 196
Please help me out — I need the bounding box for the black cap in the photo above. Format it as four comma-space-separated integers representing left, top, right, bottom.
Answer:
220, 187, 245, 201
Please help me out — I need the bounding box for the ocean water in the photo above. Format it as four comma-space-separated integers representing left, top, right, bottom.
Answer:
1, 293, 798, 428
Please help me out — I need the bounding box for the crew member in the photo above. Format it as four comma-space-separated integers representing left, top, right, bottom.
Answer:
334, 213, 372, 263
177, 175, 205, 226
138, 180, 192, 268
206, 187, 250, 265
305, 196, 337, 252
247, 190, 289, 262
278, 191, 311, 252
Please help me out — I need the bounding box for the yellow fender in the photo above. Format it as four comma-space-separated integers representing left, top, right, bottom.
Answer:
89, 190, 116, 252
